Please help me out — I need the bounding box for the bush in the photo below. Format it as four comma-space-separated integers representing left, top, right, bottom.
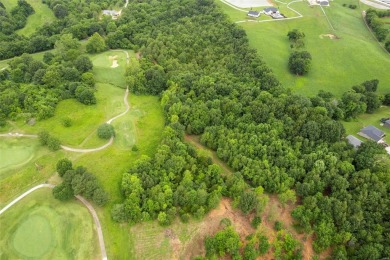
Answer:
274, 221, 283, 231
132, 145, 139, 151
97, 123, 115, 139
62, 117, 72, 127
251, 216, 262, 229
38, 130, 50, 145
47, 136, 61, 151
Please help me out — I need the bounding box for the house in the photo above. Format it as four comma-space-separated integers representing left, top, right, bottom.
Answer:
263, 7, 278, 15
381, 118, 390, 128
102, 10, 120, 18
358, 125, 385, 143
346, 135, 363, 149
247, 11, 261, 18
317, 0, 329, 6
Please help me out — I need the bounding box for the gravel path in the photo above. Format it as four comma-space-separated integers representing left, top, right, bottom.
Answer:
0, 184, 108, 260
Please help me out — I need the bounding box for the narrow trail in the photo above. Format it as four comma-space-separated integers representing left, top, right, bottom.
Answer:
0, 133, 37, 137
0, 184, 108, 260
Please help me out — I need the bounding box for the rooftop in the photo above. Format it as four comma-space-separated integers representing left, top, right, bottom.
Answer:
359, 125, 385, 142
346, 135, 363, 148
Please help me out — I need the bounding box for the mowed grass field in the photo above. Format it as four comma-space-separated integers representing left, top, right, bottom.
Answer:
2, 0, 55, 36
0, 138, 39, 177
343, 106, 390, 143
0, 188, 99, 259
16, 0, 55, 36
218, 0, 390, 97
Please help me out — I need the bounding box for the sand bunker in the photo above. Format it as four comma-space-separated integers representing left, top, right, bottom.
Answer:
109, 55, 119, 68
320, 34, 339, 39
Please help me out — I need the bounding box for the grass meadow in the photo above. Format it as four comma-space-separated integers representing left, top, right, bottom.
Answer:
218, 0, 390, 97
0, 188, 99, 259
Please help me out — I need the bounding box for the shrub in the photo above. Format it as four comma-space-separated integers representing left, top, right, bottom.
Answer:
47, 136, 61, 151
97, 123, 115, 139
274, 221, 283, 231
56, 158, 73, 177
251, 216, 262, 229
62, 117, 72, 127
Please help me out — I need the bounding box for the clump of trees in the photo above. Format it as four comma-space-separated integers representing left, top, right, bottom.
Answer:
0, 0, 34, 35
287, 29, 305, 48
0, 35, 96, 123
53, 159, 109, 206
38, 131, 61, 151
86, 32, 108, 53
97, 123, 115, 139
288, 51, 312, 75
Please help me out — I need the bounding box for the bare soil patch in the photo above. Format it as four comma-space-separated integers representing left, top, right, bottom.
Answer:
320, 34, 339, 39
181, 198, 254, 259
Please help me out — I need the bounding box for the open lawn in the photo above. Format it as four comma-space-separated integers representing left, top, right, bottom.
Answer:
0, 188, 99, 259
16, 0, 55, 36
219, 0, 390, 97
90, 50, 133, 88
0, 138, 39, 177
343, 106, 390, 143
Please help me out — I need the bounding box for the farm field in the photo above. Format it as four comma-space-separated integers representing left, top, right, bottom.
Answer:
343, 106, 390, 143
218, 0, 390, 97
0, 188, 99, 259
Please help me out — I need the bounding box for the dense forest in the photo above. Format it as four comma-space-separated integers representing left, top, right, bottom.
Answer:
0, 0, 389, 258
109, 0, 389, 258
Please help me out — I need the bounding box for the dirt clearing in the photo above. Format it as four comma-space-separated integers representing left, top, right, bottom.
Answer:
320, 34, 339, 39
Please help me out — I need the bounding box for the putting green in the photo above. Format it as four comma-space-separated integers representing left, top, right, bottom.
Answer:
0, 188, 99, 259
12, 214, 53, 258
0, 139, 38, 175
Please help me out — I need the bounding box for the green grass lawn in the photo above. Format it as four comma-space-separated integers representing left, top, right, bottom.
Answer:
90, 50, 133, 88
0, 188, 99, 259
343, 106, 390, 143
0, 138, 39, 177
220, 0, 390, 97
16, 0, 55, 36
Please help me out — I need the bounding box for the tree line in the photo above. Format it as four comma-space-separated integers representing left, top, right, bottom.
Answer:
365, 9, 390, 52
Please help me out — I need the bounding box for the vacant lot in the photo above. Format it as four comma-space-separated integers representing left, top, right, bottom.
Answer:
220, 0, 390, 96
0, 188, 99, 259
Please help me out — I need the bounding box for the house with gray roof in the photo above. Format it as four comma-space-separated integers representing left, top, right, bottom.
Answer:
384, 119, 390, 129
264, 7, 278, 15
358, 125, 385, 143
247, 10, 261, 18
346, 135, 363, 149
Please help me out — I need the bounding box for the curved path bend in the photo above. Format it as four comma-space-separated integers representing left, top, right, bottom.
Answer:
0, 184, 107, 260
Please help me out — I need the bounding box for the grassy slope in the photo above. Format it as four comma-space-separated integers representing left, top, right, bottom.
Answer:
219, 0, 390, 97
343, 106, 390, 143
16, 0, 55, 36
0, 188, 99, 259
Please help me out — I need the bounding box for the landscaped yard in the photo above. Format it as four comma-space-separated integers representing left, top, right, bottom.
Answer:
343, 106, 390, 143
219, 0, 390, 97
0, 188, 99, 259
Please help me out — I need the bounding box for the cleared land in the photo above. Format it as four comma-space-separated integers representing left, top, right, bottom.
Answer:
0, 188, 99, 259
219, 0, 390, 96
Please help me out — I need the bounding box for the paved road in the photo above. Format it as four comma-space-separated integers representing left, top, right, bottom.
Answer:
0, 184, 108, 260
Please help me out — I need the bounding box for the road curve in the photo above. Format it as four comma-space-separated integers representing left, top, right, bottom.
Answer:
0, 184, 108, 260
